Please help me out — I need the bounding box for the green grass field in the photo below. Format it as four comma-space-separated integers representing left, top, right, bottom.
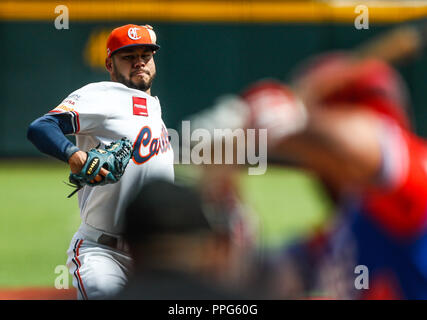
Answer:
0, 160, 331, 288
0, 160, 81, 287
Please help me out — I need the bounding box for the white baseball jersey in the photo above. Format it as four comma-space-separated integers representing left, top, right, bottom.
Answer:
50, 81, 174, 235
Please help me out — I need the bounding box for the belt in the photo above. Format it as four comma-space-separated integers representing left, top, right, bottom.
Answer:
79, 223, 130, 253
98, 233, 120, 248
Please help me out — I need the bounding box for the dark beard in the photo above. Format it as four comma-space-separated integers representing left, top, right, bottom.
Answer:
114, 68, 155, 92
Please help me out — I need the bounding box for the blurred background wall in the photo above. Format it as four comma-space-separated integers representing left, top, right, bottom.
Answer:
0, 0, 426, 157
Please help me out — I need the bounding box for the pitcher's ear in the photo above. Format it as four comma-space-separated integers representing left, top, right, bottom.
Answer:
105, 57, 113, 72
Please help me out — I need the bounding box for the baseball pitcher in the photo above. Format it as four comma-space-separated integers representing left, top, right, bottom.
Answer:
27, 24, 174, 299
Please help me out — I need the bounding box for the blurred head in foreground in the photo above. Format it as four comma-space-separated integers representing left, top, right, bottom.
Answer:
268, 51, 427, 299
121, 179, 252, 298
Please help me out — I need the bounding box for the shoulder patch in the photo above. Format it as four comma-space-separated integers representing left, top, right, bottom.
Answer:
51, 104, 75, 113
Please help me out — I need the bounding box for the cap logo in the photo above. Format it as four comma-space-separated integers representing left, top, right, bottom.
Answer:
128, 27, 141, 40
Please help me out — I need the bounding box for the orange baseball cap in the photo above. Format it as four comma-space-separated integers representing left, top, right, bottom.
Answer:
106, 24, 160, 58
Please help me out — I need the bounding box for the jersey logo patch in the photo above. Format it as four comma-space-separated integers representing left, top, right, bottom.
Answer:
132, 96, 148, 116
52, 104, 75, 113
128, 27, 142, 40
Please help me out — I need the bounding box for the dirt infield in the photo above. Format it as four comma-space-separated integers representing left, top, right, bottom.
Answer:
0, 287, 77, 300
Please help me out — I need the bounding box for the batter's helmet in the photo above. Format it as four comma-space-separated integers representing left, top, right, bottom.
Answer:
292, 52, 412, 130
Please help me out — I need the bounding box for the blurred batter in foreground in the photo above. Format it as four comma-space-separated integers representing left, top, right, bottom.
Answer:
242, 52, 427, 299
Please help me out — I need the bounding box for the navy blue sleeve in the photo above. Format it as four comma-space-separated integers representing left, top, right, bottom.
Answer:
27, 113, 80, 163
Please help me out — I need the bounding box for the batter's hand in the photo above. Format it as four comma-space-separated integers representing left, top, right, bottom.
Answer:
241, 80, 308, 145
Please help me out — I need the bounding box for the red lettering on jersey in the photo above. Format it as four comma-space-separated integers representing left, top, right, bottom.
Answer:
132, 97, 148, 116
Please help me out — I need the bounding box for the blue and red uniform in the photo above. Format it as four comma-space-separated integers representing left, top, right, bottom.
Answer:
270, 56, 427, 299
319, 57, 427, 299
340, 126, 427, 299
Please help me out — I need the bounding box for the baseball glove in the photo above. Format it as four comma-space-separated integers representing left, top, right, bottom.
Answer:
67, 138, 133, 197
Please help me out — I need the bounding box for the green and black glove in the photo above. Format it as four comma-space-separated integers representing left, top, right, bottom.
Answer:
68, 138, 133, 197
